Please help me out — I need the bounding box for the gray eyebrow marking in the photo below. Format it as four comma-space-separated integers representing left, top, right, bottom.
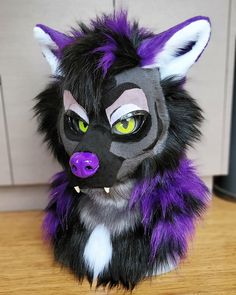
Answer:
110, 106, 121, 119
63, 90, 89, 123
105, 88, 149, 125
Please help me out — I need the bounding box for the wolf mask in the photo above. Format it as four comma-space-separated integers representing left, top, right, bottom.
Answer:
34, 11, 211, 289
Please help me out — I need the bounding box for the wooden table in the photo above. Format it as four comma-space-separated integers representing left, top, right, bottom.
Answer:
0, 196, 235, 295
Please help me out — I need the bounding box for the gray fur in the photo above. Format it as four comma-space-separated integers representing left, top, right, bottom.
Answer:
109, 67, 159, 158
113, 67, 170, 180
78, 178, 141, 235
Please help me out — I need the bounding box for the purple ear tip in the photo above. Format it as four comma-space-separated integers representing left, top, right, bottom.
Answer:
35, 23, 49, 30
34, 23, 74, 51
188, 15, 211, 24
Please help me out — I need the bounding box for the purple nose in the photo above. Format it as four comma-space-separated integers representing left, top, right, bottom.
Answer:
69, 152, 99, 178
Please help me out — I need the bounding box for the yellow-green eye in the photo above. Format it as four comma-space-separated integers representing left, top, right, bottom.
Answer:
113, 117, 136, 135
65, 110, 89, 135
78, 120, 88, 133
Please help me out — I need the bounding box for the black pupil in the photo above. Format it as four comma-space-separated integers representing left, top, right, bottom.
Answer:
69, 117, 85, 133
121, 119, 129, 128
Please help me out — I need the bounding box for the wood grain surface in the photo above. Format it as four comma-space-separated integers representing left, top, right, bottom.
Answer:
0, 196, 235, 295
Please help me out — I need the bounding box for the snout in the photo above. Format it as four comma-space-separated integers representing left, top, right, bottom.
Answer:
69, 152, 99, 178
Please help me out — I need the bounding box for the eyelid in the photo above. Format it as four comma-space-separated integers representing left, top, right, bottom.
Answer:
112, 109, 148, 125
110, 104, 142, 126
65, 103, 89, 124
105, 88, 149, 125
65, 110, 88, 125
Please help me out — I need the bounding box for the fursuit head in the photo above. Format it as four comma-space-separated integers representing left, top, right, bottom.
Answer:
33, 11, 211, 290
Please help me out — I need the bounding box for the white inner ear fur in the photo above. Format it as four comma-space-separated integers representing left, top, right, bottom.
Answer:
83, 225, 112, 280
63, 90, 89, 123
33, 27, 59, 74
143, 20, 211, 79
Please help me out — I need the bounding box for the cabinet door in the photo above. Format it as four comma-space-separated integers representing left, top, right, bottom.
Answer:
116, 0, 231, 176
0, 0, 113, 185
0, 78, 12, 185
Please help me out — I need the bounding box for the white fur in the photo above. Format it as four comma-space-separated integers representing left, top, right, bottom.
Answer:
83, 224, 112, 279
143, 20, 211, 79
33, 26, 59, 74
152, 260, 177, 276
147, 257, 179, 277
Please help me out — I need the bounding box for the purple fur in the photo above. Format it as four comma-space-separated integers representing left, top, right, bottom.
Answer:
44, 11, 151, 74
42, 171, 72, 240
130, 158, 210, 259
93, 35, 117, 75
150, 214, 194, 261
37, 13, 210, 75
138, 16, 210, 67
91, 11, 151, 74
92, 10, 132, 37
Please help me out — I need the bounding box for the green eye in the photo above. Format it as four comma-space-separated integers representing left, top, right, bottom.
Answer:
113, 117, 136, 135
111, 111, 149, 136
78, 120, 88, 133
65, 111, 89, 135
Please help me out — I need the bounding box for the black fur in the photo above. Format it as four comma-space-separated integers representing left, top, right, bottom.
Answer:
50, 188, 153, 289
134, 77, 203, 181
48, 185, 207, 290
157, 77, 203, 171
34, 81, 68, 167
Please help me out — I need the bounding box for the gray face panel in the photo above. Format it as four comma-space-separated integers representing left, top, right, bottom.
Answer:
112, 67, 170, 181
58, 66, 169, 184
59, 111, 78, 155
110, 67, 169, 158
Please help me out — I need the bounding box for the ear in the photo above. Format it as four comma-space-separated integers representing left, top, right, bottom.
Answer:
33, 24, 73, 74
138, 16, 211, 79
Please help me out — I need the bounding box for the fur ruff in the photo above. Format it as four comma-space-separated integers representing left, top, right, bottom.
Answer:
43, 157, 209, 289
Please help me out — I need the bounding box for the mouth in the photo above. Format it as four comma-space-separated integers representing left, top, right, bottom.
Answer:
74, 186, 110, 194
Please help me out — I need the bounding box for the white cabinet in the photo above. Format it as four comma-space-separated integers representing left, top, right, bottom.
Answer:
0, 0, 113, 185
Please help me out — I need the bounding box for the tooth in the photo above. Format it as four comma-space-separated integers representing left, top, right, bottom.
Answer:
104, 187, 110, 194
74, 186, 80, 193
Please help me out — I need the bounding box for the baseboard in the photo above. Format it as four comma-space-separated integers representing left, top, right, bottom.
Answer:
0, 185, 49, 211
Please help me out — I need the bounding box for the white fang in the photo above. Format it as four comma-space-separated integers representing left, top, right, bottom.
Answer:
74, 186, 80, 193
104, 187, 110, 194
83, 225, 112, 279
